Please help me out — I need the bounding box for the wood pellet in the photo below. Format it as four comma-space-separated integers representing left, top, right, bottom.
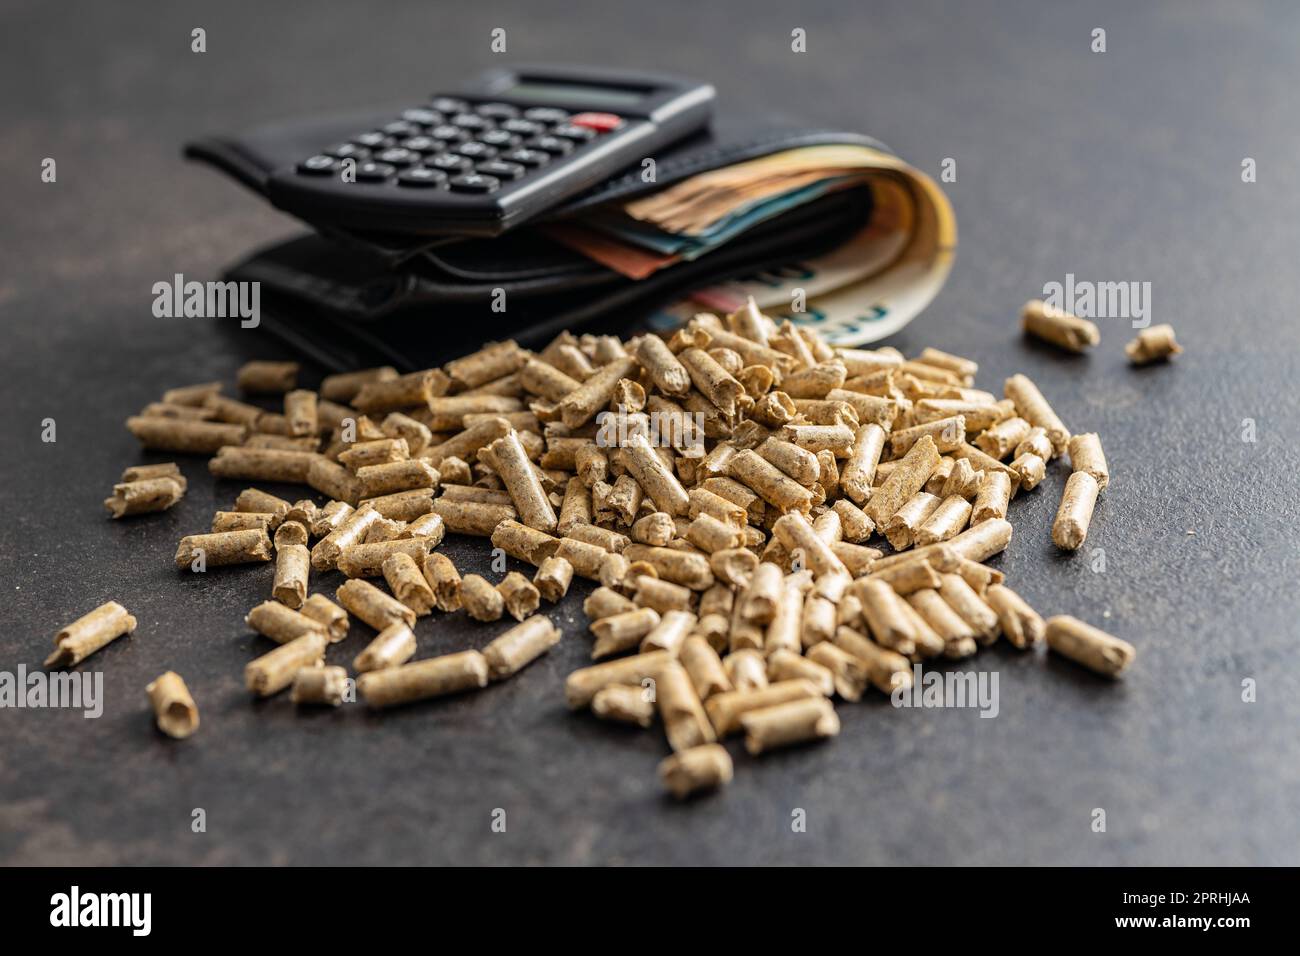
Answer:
89, 295, 1142, 801
145, 671, 199, 739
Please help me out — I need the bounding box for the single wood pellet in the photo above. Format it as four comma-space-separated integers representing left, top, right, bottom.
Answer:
45, 601, 137, 668
245, 632, 327, 697
421, 553, 462, 612
358, 650, 490, 708
246, 601, 328, 645
1021, 299, 1100, 352
533, 556, 574, 603
483, 616, 561, 680
1067, 432, 1110, 491
591, 683, 657, 727
1004, 374, 1070, 457
336, 538, 432, 578
354, 622, 417, 673
1052, 471, 1100, 550
985, 584, 1045, 649
237, 360, 298, 394
741, 696, 840, 754
383, 552, 436, 616
300, 594, 349, 643
312, 505, 381, 571
461, 574, 505, 622
336, 579, 415, 632
145, 671, 199, 739
104, 476, 185, 518
497, 572, 541, 622
175, 528, 272, 569
1045, 615, 1136, 677
1125, 323, 1182, 364
126, 416, 247, 453
659, 744, 733, 799
272, 543, 310, 609
291, 665, 350, 706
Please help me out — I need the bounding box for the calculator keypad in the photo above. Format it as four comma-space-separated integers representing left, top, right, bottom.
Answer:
297, 98, 624, 193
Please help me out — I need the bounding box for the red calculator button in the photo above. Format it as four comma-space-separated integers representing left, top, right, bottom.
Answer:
569, 112, 624, 133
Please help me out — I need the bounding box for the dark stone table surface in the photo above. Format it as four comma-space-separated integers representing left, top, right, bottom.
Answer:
2, 0, 1297, 864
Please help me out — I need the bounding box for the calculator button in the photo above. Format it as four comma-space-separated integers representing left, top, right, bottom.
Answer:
526, 135, 574, 155
400, 136, 444, 153
297, 155, 338, 174
448, 173, 500, 193
324, 142, 370, 160
352, 132, 391, 148
502, 148, 550, 168
569, 112, 625, 133
474, 102, 520, 120
429, 124, 469, 143
397, 167, 449, 187
451, 113, 493, 131
475, 160, 525, 180
382, 120, 422, 137
402, 108, 443, 125
452, 141, 498, 160
523, 107, 569, 124
431, 97, 469, 113
501, 118, 545, 136
354, 161, 396, 182
426, 153, 473, 172
550, 123, 596, 142
375, 148, 419, 166
479, 129, 521, 149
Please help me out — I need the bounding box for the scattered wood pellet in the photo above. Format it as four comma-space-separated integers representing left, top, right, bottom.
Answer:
145, 671, 199, 739
1021, 299, 1100, 352
104, 474, 185, 518
272, 543, 310, 609
1125, 324, 1182, 365
741, 696, 840, 754
497, 571, 540, 622
336, 579, 415, 631
461, 574, 505, 622
1067, 433, 1110, 491
358, 650, 489, 708
383, 552, 436, 616
45, 601, 137, 667
422, 553, 462, 611
533, 556, 574, 603
1052, 471, 1100, 550
659, 744, 733, 799
592, 683, 657, 727
1045, 615, 1135, 677
985, 585, 1045, 649
127, 416, 247, 453
483, 616, 561, 680
353, 622, 417, 673
1004, 374, 1069, 457
300, 594, 349, 642
175, 528, 272, 568
245, 632, 327, 697
237, 360, 298, 394
291, 665, 349, 706
246, 601, 327, 645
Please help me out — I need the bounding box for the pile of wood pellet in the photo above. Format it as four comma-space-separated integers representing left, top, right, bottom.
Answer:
48, 297, 1159, 799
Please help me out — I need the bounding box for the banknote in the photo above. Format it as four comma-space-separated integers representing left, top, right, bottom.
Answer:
555, 143, 956, 344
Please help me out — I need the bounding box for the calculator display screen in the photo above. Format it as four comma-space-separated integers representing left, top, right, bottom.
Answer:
503, 81, 648, 109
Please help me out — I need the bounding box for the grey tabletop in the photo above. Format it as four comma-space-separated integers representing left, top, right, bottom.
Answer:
2, 0, 1298, 866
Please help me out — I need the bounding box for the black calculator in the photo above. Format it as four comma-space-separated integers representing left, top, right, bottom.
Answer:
267, 65, 715, 237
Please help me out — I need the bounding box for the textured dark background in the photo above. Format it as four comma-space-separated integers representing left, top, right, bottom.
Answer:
2, 0, 1297, 866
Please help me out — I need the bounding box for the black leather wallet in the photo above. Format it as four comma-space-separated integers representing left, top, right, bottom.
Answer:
187, 109, 899, 372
